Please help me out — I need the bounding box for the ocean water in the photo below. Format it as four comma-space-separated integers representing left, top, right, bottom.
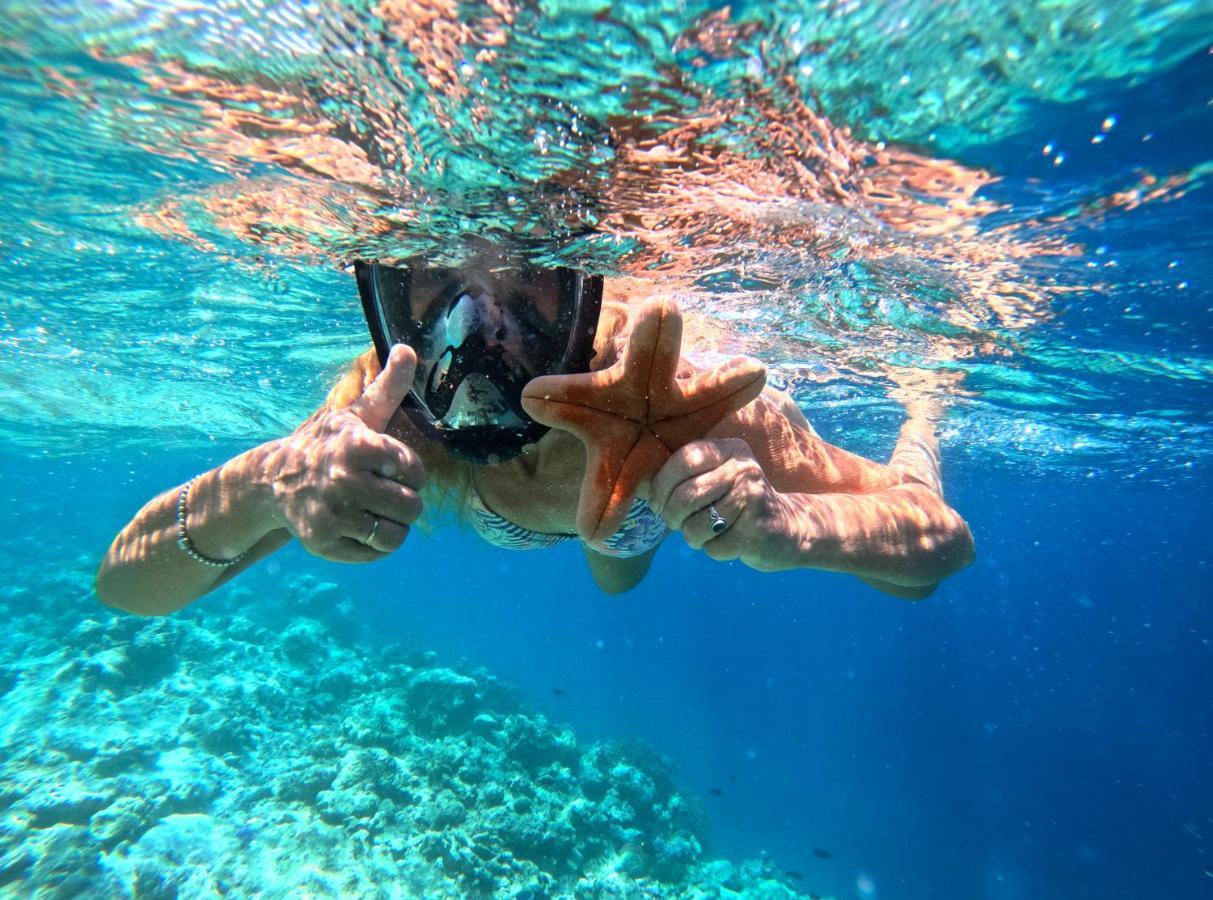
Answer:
1, 1, 1211, 898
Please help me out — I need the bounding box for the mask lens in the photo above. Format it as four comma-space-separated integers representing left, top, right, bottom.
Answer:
355, 255, 601, 463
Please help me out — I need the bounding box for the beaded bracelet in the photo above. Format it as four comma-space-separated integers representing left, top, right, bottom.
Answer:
176, 478, 247, 568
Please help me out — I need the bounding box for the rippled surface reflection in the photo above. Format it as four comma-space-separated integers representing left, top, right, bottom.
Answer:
0, 0, 1209, 479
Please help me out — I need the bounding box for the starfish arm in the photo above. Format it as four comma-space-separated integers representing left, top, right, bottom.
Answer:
522, 369, 648, 428
520, 300, 768, 547
633, 299, 685, 400
579, 431, 671, 544
652, 357, 768, 449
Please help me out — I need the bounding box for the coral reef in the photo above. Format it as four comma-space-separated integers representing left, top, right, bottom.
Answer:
0, 568, 819, 898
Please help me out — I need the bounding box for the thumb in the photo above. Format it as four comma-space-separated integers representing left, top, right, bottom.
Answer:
350, 343, 417, 433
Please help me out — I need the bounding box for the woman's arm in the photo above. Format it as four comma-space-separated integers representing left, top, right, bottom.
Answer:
582, 543, 661, 595
96, 450, 292, 615
709, 387, 912, 495
650, 406, 974, 596
751, 482, 974, 588
96, 345, 427, 616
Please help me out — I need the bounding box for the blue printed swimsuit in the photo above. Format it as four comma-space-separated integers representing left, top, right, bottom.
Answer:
467, 491, 666, 558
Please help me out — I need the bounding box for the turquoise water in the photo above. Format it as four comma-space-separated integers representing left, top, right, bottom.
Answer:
1, 1, 1210, 897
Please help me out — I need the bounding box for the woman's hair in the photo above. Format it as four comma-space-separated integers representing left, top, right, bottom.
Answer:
323, 301, 633, 519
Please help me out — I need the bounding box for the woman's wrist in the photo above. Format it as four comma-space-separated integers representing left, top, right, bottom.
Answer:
181, 442, 287, 563
746, 492, 820, 573
230, 439, 289, 531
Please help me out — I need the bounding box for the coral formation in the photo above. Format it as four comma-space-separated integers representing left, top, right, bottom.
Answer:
0, 568, 819, 898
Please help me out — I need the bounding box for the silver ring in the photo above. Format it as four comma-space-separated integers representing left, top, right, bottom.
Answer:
364, 516, 380, 546
708, 504, 729, 534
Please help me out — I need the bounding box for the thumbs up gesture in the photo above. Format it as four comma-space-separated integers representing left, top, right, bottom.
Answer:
263, 345, 428, 562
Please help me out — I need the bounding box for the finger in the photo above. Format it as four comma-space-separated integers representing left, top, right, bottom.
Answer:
702, 527, 744, 562
683, 493, 741, 551
350, 343, 418, 433
649, 440, 732, 514
335, 509, 406, 549
347, 474, 423, 527
346, 432, 427, 489
364, 516, 410, 553
313, 537, 391, 564
296, 517, 391, 561
663, 470, 732, 534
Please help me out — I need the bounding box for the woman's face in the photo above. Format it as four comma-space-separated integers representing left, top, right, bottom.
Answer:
406, 257, 564, 330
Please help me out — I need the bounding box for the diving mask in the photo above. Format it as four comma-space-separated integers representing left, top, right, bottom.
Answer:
354, 255, 602, 464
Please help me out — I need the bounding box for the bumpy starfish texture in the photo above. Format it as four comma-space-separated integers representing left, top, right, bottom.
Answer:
522, 299, 767, 544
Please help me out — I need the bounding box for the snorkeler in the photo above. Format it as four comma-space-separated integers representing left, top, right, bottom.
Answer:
96, 243, 975, 615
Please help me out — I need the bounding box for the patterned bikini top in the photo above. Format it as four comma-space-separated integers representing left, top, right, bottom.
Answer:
467, 490, 666, 559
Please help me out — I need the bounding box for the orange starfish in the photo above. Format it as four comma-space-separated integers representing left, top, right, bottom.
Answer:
521, 299, 767, 544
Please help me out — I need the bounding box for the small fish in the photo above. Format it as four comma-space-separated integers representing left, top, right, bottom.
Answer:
552, 688, 566, 696
727, 773, 739, 783
708, 787, 724, 796
785, 870, 804, 880
812, 848, 832, 859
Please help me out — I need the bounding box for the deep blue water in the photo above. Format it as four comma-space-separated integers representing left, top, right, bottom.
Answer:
20, 430, 1208, 899
351, 470, 1213, 900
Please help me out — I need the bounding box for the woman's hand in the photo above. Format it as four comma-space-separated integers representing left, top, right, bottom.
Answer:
649, 438, 795, 573
261, 344, 427, 563
649, 434, 974, 592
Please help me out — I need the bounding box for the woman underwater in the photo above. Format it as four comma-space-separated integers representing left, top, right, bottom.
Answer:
96, 242, 975, 615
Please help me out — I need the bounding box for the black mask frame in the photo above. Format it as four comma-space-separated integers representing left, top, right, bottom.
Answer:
354, 260, 603, 463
